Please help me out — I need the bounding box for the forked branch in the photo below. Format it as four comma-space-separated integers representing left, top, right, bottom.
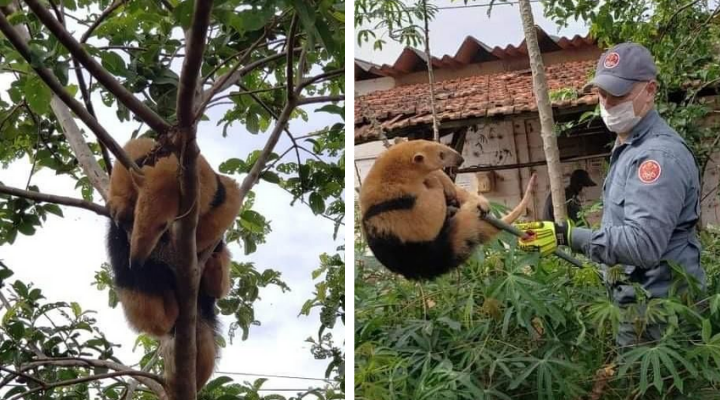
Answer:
22, 0, 171, 135
0, 10, 140, 174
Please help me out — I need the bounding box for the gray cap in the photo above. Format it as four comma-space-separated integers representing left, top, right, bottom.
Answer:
584, 42, 657, 96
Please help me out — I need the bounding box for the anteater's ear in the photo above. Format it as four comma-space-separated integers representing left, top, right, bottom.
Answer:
130, 169, 145, 189
413, 152, 425, 164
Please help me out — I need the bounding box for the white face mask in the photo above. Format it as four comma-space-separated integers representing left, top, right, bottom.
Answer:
599, 84, 648, 133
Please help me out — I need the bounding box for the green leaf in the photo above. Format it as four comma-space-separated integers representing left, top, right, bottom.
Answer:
24, 76, 52, 115
309, 192, 325, 214
100, 52, 127, 76
174, 0, 195, 30
260, 171, 280, 184
43, 204, 64, 217
703, 318, 712, 343
71, 302, 82, 318
246, 112, 259, 134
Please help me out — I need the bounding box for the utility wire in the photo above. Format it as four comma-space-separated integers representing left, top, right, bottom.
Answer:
357, 0, 543, 16
215, 371, 331, 382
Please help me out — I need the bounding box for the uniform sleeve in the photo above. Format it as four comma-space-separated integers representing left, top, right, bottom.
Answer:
570, 150, 688, 268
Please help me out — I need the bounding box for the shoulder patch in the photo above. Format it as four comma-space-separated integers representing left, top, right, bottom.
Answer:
604, 52, 620, 69
638, 159, 661, 184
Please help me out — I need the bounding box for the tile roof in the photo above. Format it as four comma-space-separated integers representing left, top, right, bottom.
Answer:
355, 59, 599, 144
355, 28, 595, 80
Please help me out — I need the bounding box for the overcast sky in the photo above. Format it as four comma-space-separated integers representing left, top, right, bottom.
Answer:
0, 12, 344, 397
355, 0, 590, 66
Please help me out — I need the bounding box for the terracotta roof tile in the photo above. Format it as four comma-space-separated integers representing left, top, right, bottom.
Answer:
355, 59, 599, 143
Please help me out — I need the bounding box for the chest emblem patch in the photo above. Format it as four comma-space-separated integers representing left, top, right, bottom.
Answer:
638, 160, 662, 184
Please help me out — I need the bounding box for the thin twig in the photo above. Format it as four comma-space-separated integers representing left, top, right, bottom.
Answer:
0, 183, 109, 217
207, 85, 286, 104
237, 82, 309, 199
296, 68, 345, 92
297, 95, 345, 106
0, 10, 140, 174
198, 48, 303, 107
23, 0, 170, 135
201, 37, 291, 85
194, 26, 272, 120
80, 0, 124, 43
286, 14, 299, 102
0, 103, 22, 132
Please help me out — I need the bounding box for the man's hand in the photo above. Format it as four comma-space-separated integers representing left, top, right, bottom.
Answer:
515, 221, 572, 256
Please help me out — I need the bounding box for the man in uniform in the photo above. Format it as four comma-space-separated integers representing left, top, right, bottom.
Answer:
519, 43, 704, 347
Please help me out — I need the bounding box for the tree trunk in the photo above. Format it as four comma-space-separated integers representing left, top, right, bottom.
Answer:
518, 0, 567, 222
421, 0, 440, 142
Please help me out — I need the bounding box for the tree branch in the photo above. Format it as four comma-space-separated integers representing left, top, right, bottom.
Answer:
193, 27, 270, 121
121, 350, 160, 400
169, 2, 215, 398
47, 2, 114, 177
8, 371, 163, 400
237, 83, 307, 199
176, 0, 213, 128
22, 0, 171, 135
80, 0, 124, 43
297, 95, 345, 106
286, 14, 299, 102
22, 358, 165, 398
237, 96, 297, 205
198, 48, 302, 108
0, 10, 140, 177
1, 2, 110, 197
0, 183, 109, 217
201, 37, 290, 85
0, 366, 47, 388
297, 68, 344, 92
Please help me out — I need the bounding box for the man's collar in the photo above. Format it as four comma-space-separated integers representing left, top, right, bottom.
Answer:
624, 108, 659, 145
611, 108, 658, 150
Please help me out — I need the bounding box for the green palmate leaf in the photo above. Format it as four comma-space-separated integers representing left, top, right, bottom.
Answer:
100, 51, 127, 76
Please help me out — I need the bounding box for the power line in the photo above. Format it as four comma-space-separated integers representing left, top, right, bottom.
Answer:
434, 0, 542, 10
357, 0, 543, 16
215, 371, 331, 382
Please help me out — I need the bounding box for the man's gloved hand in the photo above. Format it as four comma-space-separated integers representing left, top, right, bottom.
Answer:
515, 221, 572, 256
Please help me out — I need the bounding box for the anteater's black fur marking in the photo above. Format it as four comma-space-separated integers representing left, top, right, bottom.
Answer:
209, 174, 225, 209
363, 196, 478, 280
106, 226, 222, 333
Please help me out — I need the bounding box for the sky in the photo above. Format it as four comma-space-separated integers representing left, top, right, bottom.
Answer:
0, 9, 344, 398
355, 0, 590, 66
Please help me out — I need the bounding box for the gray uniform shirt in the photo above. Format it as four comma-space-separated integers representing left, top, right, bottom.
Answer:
570, 110, 704, 304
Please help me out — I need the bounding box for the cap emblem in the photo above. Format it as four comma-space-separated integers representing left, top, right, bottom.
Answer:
604, 52, 620, 69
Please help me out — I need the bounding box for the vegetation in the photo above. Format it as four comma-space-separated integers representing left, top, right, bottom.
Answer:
0, 0, 344, 398
355, 2, 720, 399
355, 217, 720, 399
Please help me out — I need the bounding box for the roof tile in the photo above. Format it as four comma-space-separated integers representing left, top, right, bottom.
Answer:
355, 59, 599, 142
